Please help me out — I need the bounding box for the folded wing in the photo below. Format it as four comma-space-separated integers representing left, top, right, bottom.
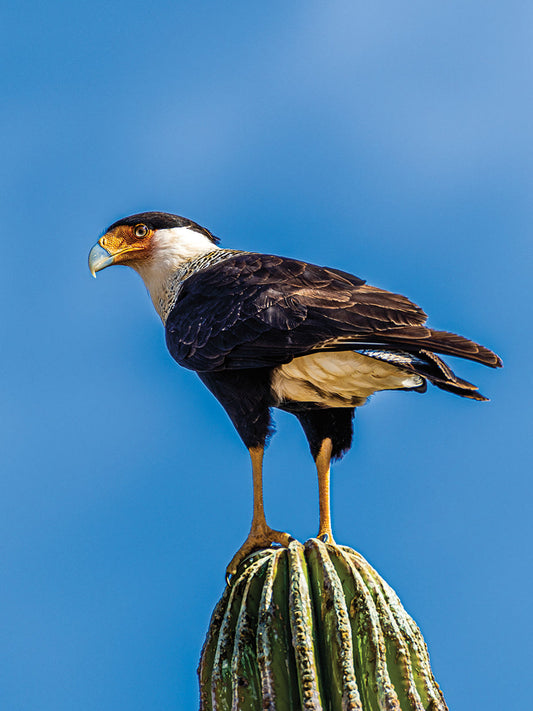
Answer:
165, 254, 501, 389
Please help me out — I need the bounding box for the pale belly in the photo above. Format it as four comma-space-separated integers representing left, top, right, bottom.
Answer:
271, 351, 424, 408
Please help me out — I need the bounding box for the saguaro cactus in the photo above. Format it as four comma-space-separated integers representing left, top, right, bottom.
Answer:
199, 539, 447, 710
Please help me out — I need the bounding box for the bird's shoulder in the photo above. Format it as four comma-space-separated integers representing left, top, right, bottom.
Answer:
171, 251, 426, 326
176, 251, 367, 292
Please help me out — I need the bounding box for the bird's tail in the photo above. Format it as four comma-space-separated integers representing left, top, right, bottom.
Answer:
410, 348, 490, 401
325, 328, 502, 369
414, 329, 502, 369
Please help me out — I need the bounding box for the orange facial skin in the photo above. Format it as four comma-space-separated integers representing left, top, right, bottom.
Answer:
98, 223, 154, 266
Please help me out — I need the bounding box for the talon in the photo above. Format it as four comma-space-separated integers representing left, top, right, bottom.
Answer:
317, 530, 336, 545
269, 528, 293, 548
225, 526, 292, 579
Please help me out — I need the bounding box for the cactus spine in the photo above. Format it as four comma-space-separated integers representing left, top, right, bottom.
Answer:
199, 540, 448, 710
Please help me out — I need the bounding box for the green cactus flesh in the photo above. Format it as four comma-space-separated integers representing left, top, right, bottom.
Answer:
198, 540, 448, 711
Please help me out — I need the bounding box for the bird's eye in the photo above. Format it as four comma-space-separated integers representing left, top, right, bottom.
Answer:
134, 224, 149, 238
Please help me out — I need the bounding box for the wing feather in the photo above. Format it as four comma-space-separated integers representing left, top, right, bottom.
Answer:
165, 253, 500, 372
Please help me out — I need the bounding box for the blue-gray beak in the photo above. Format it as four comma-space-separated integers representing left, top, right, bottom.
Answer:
88, 242, 115, 277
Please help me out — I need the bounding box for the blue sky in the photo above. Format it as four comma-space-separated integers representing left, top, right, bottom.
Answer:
1, 2, 531, 709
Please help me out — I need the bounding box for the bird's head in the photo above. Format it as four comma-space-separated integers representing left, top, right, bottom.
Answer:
88, 211, 220, 278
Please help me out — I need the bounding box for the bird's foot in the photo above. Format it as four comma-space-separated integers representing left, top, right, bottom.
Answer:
226, 526, 293, 581
316, 528, 336, 545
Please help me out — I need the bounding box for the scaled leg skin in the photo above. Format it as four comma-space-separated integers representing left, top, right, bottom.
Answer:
226, 446, 292, 579
295, 407, 354, 544
315, 437, 336, 544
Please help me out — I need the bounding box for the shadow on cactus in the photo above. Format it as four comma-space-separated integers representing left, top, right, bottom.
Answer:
199, 539, 448, 710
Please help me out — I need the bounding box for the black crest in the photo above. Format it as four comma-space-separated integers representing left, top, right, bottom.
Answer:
106, 211, 220, 244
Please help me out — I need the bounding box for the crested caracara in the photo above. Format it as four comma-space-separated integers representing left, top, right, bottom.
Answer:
89, 212, 501, 576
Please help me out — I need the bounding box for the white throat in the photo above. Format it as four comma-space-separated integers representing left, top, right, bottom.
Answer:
132, 226, 220, 318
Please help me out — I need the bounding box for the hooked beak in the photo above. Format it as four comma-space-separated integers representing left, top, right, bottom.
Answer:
88, 242, 115, 277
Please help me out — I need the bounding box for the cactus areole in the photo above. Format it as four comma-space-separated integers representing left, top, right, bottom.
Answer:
199, 540, 448, 711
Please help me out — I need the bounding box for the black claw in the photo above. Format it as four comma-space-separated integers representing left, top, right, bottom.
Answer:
320, 533, 329, 543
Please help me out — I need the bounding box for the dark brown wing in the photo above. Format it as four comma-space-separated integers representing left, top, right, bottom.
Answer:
165, 253, 501, 372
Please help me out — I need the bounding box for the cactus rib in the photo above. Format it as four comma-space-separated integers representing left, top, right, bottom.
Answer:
199, 541, 448, 711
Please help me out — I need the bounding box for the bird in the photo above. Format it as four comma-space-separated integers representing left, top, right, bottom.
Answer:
88, 211, 501, 576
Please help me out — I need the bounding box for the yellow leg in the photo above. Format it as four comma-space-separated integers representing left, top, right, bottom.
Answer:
316, 438, 335, 543
226, 446, 292, 579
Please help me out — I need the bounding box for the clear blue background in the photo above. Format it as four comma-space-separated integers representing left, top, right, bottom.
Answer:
1, 2, 531, 709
